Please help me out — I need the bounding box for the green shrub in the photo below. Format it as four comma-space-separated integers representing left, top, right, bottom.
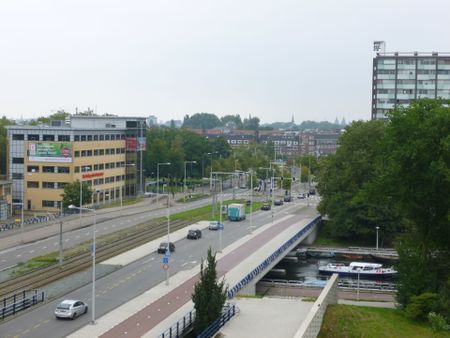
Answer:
428, 312, 450, 332
406, 292, 439, 321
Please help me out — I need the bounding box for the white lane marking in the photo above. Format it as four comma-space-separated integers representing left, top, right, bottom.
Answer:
17, 254, 21, 257
29, 250, 34, 254
65, 239, 70, 242
76, 235, 80, 239
42, 246, 47, 249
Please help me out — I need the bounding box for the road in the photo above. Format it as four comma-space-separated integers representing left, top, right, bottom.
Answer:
0, 199, 315, 338
0, 191, 251, 270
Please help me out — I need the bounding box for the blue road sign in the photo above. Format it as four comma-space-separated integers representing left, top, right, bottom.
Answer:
165, 248, 171, 257
162, 256, 169, 264
91, 244, 96, 253
219, 223, 224, 230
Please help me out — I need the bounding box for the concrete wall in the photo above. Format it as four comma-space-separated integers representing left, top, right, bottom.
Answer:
293, 274, 338, 338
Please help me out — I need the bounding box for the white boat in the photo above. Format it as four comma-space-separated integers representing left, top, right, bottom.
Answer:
318, 262, 397, 278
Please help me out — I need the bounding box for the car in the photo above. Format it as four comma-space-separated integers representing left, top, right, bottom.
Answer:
157, 242, 175, 254
55, 300, 88, 319
187, 229, 202, 239
284, 195, 292, 202
209, 221, 221, 230
261, 204, 271, 211
297, 193, 305, 199
274, 199, 283, 206
308, 188, 316, 195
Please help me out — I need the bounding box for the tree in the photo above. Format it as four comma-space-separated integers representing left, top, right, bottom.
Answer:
382, 99, 450, 310
0, 116, 15, 175
317, 120, 402, 242
220, 114, 243, 129
61, 181, 93, 209
182, 113, 221, 130
192, 247, 228, 334
242, 115, 260, 130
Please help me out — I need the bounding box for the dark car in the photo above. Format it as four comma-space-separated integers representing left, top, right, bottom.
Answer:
261, 204, 271, 211
309, 188, 316, 195
187, 229, 202, 240
157, 242, 175, 254
284, 195, 292, 202
274, 199, 283, 206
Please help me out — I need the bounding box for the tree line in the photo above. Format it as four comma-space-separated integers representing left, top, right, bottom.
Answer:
317, 98, 450, 326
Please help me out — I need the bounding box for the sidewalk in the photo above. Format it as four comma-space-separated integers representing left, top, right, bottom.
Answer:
69, 208, 319, 338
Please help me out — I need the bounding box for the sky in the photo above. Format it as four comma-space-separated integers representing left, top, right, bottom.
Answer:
1, 0, 449, 124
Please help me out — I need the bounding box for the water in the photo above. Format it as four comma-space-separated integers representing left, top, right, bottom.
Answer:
263, 254, 396, 288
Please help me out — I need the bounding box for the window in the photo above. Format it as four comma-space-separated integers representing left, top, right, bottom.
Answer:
94, 149, 99, 156
27, 181, 39, 188
105, 134, 110, 140
99, 164, 104, 170
105, 163, 110, 169
28, 134, 40, 141
42, 200, 55, 208
75, 166, 80, 173
12, 134, 25, 140
94, 164, 99, 170
81, 150, 86, 157
12, 173, 23, 179
74, 135, 80, 142
94, 135, 99, 141
87, 135, 93, 141
43, 135, 55, 141
100, 135, 104, 141
74, 151, 80, 157
43, 182, 55, 189
57, 182, 68, 189
12, 157, 24, 164
111, 149, 115, 155
81, 135, 87, 141
43, 166, 55, 173
27, 166, 39, 173
99, 149, 104, 155
87, 150, 93, 157
57, 167, 70, 174
57, 135, 70, 141
105, 149, 110, 155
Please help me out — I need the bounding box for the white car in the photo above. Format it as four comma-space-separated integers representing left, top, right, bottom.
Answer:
55, 300, 88, 319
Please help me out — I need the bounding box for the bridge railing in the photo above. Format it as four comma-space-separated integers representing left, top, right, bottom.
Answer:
1, 290, 44, 319
227, 215, 321, 299
259, 278, 397, 291
197, 303, 238, 338
158, 309, 195, 338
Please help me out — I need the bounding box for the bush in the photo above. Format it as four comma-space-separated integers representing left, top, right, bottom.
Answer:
405, 292, 439, 321
428, 312, 450, 332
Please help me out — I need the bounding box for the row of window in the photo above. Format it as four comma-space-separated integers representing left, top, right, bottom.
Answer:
377, 79, 450, 85
12, 134, 71, 141
74, 161, 127, 173
74, 148, 126, 157
378, 59, 450, 65
74, 134, 125, 142
11, 133, 128, 142
378, 69, 450, 76
28, 175, 127, 189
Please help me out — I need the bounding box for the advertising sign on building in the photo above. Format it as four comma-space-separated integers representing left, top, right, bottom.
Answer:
126, 137, 137, 150
28, 142, 73, 163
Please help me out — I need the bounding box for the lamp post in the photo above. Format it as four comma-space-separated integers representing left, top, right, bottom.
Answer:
165, 176, 171, 285
80, 166, 91, 226
219, 178, 223, 253
68, 204, 96, 324
376, 226, 380, 250
184, 161, 197, 202
157, 162, 171, 205
249, 169, 254, 234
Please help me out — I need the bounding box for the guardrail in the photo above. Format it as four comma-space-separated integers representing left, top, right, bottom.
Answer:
158, 309, 195, 338
197, 303, 238, 338
259, 278, 397, 291
1, 290, 44, 320
227, 215, 322, 299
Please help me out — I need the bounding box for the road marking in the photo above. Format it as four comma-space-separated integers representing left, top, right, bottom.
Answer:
181, 262, 189, 267
147, 315, 151, 318
85, 232, 89, 236
76, 235, 80, 239
42, 246, 47, 249
103, 227, 107, 230
43, 319, 50, 323
167, 302, 170, 305
157, 308, 161, 311
29, 250, 34, 253
16, 254, 21, 257
65, 239, 70, 242
33, 323, 41, 329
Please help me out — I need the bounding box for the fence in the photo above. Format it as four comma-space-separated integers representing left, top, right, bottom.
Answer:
1, 290, 45, 320
158, 309, 195, 338
197, 303, 238, 338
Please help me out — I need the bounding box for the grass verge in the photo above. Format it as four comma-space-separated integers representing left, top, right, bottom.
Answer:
318, 304, 450, 338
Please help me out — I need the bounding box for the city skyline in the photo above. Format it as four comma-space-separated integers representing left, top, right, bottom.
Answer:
1, 0, 449, 123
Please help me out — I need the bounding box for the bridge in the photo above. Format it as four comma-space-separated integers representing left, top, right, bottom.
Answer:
70, 207, 321, 337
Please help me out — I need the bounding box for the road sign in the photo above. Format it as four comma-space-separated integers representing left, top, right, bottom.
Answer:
162, 264, 169, 270
91, 244, 96, 253
165, 248, 171, 257
162, 256, 169, 264
219, 223, 224, 230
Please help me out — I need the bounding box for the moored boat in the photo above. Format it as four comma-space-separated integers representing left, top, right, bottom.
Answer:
318, 261, 397, 278
307, 250, 336, 258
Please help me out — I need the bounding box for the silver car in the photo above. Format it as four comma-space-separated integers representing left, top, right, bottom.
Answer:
55, 299, 88, 319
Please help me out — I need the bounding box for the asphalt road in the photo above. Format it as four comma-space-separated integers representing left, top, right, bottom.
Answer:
0, 191, 252, 270
0, 199, 315, 338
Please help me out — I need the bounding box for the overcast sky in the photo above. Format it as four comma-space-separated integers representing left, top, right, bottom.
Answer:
1, 0, 449, 124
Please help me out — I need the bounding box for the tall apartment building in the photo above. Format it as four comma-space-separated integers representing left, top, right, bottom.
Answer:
372, 49, 450, 120
6, 116, 146, 213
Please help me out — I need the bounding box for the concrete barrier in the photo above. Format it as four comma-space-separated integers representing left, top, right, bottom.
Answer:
293, 273, 338, 338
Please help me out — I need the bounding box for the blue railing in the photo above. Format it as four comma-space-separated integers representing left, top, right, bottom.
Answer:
227, 215, 321, 298
158, 309, 195, 338
197, 303, 238, 338
1, 290, 45, 319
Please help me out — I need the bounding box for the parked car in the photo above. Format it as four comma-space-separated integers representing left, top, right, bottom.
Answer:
284, 195, 292, 202
187, 229, 202, 239
55, 300, 88, 319
261, 204, 271, 211
274, 200, 283, 206
297, 193, 305, 199
309, 188, 316, 195
157, 242, 175, 254
209, 221, 221, 230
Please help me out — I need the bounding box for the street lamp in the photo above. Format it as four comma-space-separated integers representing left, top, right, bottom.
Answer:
80, 166, 91, 226
68, 204, 97, 324
157, 162, 171, 205
165, 176, 171, 286
184, 161, 197, 202
376, 226, 380, 250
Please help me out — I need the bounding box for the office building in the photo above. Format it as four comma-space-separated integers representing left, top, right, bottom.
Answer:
6, 116, 146, 213
372, 47, 450, 120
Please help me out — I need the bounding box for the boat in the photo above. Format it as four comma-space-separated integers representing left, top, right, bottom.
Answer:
370, 253, 399, 263
318, 262, 397, 278
340, 253, 364, 260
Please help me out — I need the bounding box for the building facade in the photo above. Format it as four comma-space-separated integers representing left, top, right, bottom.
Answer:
0, 180, 12, 220
6, 116, 146, 213
372, 51, 450, 120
